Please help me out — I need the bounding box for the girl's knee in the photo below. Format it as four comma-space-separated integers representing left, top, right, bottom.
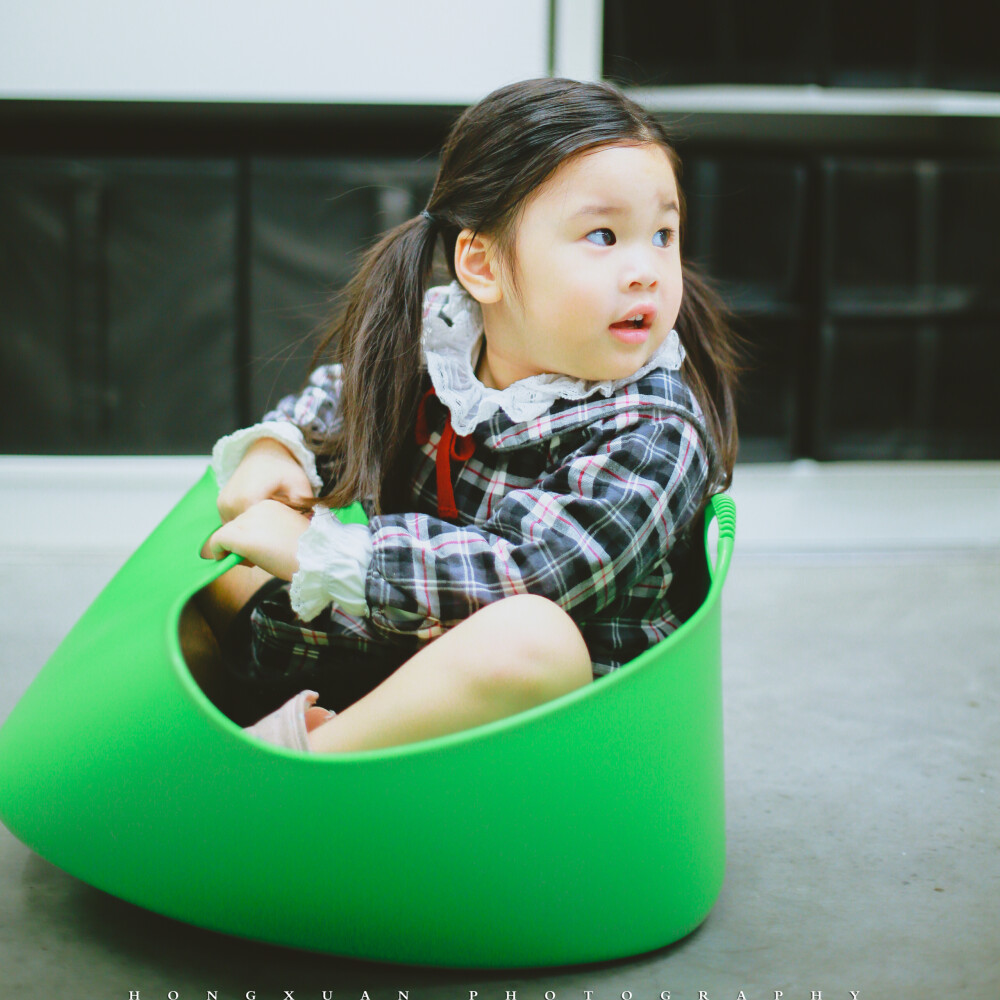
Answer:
462, 595, 592, 705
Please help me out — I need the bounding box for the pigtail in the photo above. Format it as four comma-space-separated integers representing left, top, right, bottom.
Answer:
675, 263, 743, 491
307, 214, 438, 514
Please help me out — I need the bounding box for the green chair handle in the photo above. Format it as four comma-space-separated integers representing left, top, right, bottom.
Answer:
705, 492, 736, 581
708, 492, 736, 539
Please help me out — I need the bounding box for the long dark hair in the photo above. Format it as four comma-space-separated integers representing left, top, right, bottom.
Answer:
306, 77, 740, 513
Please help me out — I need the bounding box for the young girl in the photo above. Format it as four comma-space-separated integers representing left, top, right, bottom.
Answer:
193, 77, 739, 754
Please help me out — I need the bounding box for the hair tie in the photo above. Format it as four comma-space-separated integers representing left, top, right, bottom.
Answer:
420, 208, 437, 227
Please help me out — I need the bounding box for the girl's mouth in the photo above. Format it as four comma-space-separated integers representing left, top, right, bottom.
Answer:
610, 307, 655, 343
610, 304, 656, 330
610, 314, 650, 330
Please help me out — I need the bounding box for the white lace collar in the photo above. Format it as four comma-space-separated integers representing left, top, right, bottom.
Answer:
421, 281, 685, 435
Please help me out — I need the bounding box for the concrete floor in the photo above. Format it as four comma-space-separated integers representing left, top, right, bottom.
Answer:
1, 461, 998, 998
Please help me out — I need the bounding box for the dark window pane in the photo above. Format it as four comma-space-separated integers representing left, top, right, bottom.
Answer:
934, 322, 1000, 457
685, 158, 807, 310
817, 321, 920, 457
733, 316, 800, 461
104, 161, 238, 453
249, 159, 436, 416
0, 161, 79, 451
933, 0, 1000, 90
828, 0, 925, 87
824, 162, 926, 313
937, 164, 1000, 313
603, 0, 819, 86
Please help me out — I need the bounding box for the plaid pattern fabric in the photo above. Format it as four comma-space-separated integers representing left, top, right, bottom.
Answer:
262, 362, 717, 677
248, 594, 416, 676
232, 583, 418, 716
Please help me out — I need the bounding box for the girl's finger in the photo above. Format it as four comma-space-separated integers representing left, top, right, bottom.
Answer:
202, 529, 230, 561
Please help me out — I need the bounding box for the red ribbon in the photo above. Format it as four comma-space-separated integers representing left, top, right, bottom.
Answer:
415, 387, 475, 521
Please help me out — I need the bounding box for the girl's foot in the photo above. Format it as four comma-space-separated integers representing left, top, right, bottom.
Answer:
244, 690, 334, 751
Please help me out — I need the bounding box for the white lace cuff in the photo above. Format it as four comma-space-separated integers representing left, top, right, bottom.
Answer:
289, 508, 373, 622
211, 421, 323, 492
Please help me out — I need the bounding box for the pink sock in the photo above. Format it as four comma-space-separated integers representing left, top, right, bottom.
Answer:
244, 690, 330, 751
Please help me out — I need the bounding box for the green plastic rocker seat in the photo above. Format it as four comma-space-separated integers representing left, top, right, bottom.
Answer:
0, 469, 735, 969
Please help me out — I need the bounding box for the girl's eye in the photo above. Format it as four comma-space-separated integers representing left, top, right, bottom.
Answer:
653, 228, 676, 248
585, 228, 616, 246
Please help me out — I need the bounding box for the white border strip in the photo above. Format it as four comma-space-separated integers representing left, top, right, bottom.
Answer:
552, 0, 604, 82
629, 85, 1000, 118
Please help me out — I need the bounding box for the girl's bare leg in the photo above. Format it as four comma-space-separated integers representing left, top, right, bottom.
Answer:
178, 599, 227, 701
307, 594, 592, 754
194, 563, 274, 639
180, 563, 273, 705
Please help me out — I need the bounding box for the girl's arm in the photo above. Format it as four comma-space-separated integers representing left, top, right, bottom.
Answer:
363, 411, 712, 639
211, 364, 345, 520
216, 437, 315, 523
203, 498, 312, 581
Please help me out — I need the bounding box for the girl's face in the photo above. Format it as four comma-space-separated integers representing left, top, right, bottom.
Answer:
473, 142, 683, 390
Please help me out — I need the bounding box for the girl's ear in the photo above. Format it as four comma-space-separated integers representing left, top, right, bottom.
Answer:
454, 229, 503, 304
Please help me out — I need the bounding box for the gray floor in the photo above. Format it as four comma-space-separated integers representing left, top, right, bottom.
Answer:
1, 465, 998, 998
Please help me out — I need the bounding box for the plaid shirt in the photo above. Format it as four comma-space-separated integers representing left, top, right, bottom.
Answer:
267, 361, 716, 676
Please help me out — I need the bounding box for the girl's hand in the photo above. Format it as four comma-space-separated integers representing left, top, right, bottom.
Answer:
203, 499, 312, 581
218, 437, 314, 523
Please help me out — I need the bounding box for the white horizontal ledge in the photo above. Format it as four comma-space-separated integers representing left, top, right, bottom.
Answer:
1, 456, 999, 559
630, 85, 1000, 118
0, 456, 210, 559
729, 460, 1000, 555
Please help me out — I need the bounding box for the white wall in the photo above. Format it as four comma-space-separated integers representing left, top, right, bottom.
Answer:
0, 0, 550, 104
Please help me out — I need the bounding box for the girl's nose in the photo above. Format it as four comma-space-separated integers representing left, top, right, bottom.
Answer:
621, 251, 659, 290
